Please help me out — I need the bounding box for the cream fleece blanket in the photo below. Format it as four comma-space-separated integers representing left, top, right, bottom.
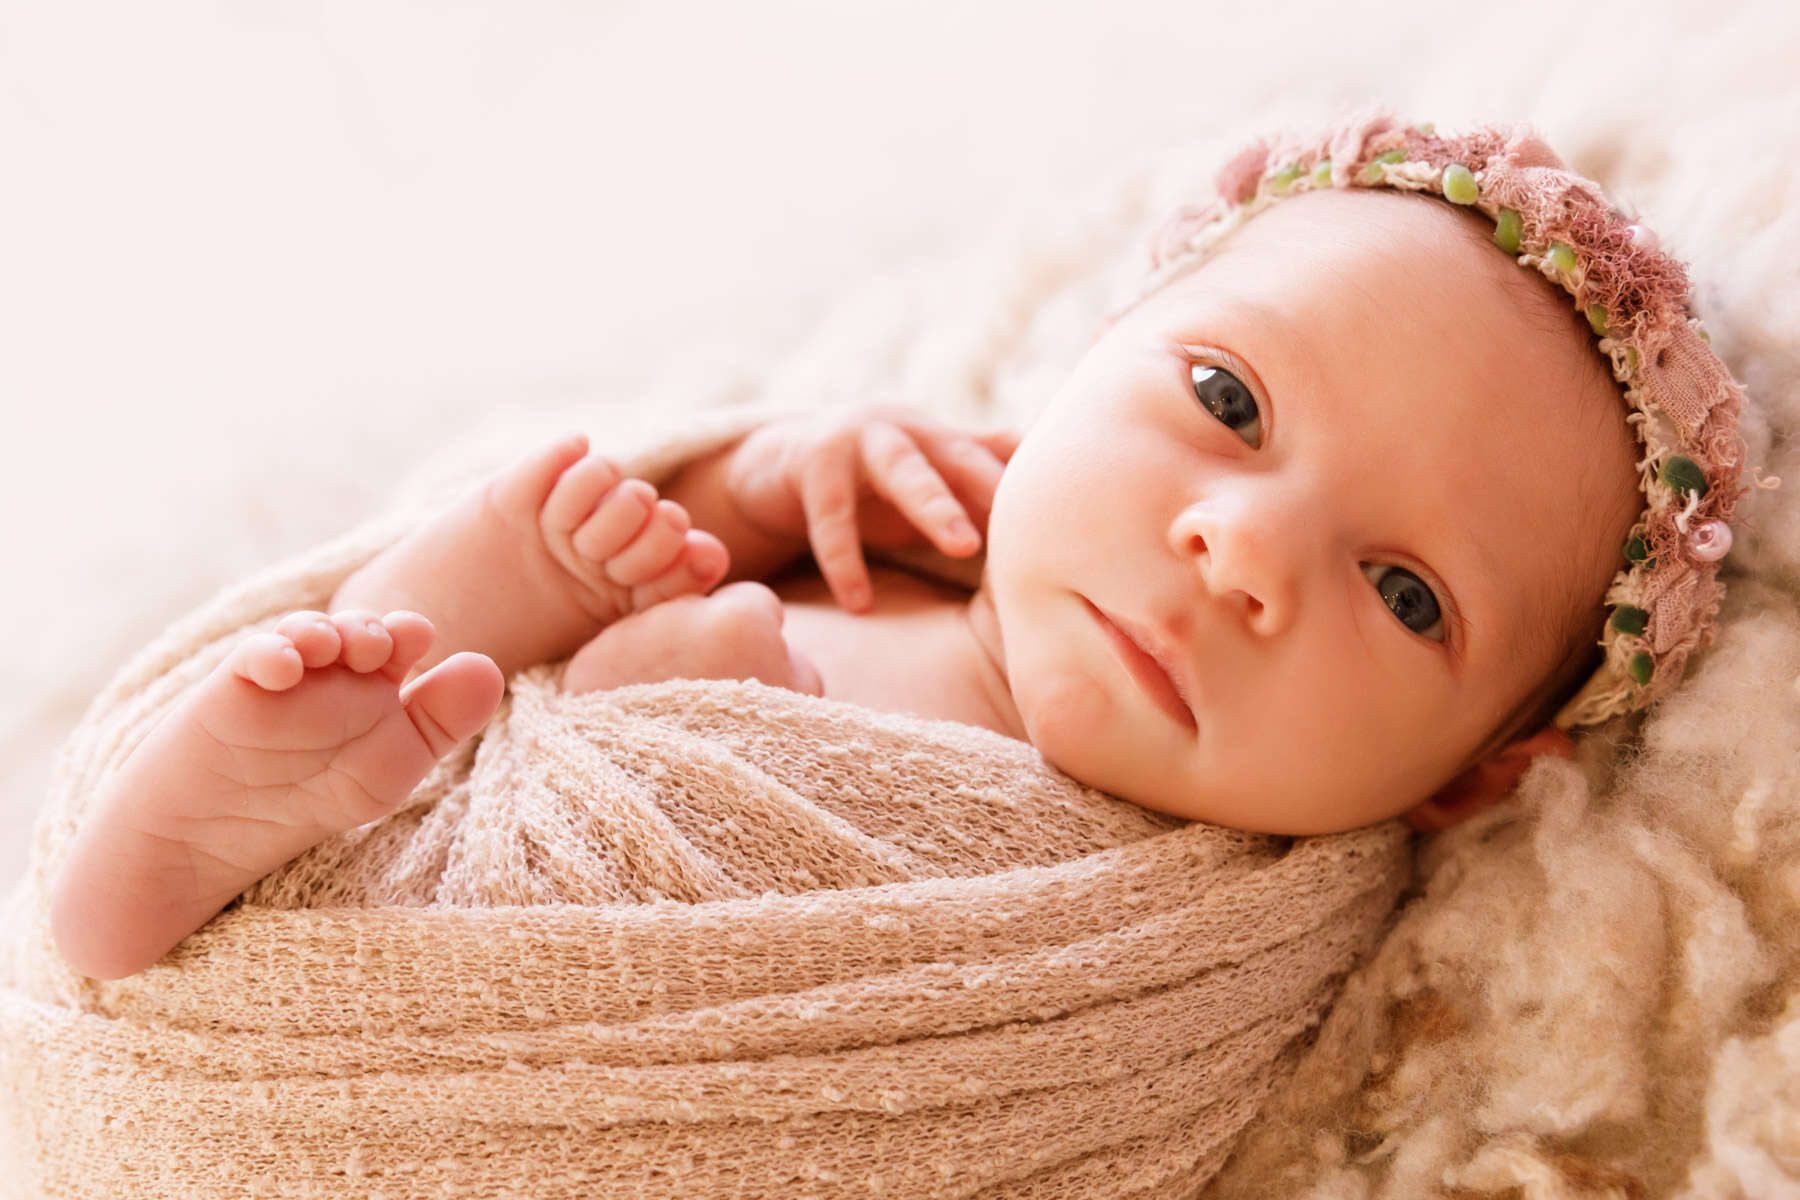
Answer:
0, 411, 1411, 1197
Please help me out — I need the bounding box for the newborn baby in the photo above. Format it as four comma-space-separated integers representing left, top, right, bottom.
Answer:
49, 117, 1751, 981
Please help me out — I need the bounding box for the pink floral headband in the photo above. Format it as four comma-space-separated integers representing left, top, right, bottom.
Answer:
1141, 112, 1769, 729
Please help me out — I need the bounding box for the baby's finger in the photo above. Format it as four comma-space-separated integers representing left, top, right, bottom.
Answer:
604, 499, 691, 586
628, 529, 731, 610
329, 610, 395, 674
799, 441, 873, 612
975, 428, 1022, 462
272, 610, 342, 668
859, 422, 981, 557
379, 611, 438, 683
229, 633, 306, 691
910, 427, 1012, 535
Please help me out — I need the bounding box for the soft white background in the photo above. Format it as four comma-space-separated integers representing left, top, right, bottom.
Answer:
0, 0, 1783, 893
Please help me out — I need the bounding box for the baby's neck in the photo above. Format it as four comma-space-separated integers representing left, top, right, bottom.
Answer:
765, 560, 1027, 741
961, 581, 1027, 739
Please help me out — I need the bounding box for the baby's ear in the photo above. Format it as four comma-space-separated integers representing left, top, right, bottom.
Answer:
1404, 725, 1575, 832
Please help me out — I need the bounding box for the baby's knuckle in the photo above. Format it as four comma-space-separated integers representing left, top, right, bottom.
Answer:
875, 442, 928, 482
808, 491, 858, 527
925, 494, 966, 522
901, 455, 948, 490
859, 413, 912, 443
951, 436, 997, 465
818, 422, 861, 454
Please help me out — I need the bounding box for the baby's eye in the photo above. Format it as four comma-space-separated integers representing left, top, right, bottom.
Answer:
1191, 365, 1262, 448
1361, 563, 1444, 642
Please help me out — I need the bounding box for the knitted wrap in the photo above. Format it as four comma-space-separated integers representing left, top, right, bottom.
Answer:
1139, 111, 1762, 728
0, 419, 1412, 1198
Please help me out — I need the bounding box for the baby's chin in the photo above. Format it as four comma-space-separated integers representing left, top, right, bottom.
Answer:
1012, 671, 1192, 803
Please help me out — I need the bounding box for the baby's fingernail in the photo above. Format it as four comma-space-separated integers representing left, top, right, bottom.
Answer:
949, 518, 977, 543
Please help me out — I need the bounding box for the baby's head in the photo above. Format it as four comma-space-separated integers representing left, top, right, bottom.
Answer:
981, 115, 1752, 835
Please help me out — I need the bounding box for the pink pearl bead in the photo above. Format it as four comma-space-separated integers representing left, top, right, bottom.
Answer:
1627, 223, 1660, 253
1686, 520, 1732, 562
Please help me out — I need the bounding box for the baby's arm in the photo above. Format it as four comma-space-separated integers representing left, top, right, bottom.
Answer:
326, 408, 1013, 684
328, 436, 728, 681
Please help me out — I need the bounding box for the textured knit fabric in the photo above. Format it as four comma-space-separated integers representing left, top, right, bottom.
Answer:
0, 415, 1412, 1198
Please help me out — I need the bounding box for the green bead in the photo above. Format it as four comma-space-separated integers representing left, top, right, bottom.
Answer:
1312, 160, 1333, 185
1493, 208, 1523, 255
1660, 455, 1708, 497
1610, 606, 1649, 636
1441, 163, 1479, 205
1586, 304, 1611, 336
1623, 534, 1649, 563
1361, 148, 1406, 182
1413, 121, 1436, 134
1546, 242, 1578, 274
1270, 163, 1303, 193
1628, 653, 1654, 686
1699, 327, 1712, 343
1623, 345, 1640, 373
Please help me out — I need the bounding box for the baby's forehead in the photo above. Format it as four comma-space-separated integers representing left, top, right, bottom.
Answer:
1201, 189, 1524, 298
1163, 189, 1605, 385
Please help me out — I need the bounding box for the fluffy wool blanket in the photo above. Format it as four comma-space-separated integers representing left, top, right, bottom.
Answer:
0, 414, 1411, 1198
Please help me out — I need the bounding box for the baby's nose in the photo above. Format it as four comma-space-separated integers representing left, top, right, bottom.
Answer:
1167, 504, 1301, 637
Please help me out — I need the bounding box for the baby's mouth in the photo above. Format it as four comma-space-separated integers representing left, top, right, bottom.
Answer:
1083, 599, 1198, 732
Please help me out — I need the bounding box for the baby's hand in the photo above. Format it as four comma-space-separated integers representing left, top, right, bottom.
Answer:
720, 407, 1018, 612
561, 582, 822, 696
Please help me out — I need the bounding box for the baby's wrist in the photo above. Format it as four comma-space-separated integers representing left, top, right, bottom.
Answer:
663, 437, 808, 582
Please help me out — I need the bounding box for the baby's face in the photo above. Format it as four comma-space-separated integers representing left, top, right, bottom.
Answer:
982, 188, 1639, 834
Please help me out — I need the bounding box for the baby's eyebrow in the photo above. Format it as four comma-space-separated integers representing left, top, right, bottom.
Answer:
1196, 296, 1321, 396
